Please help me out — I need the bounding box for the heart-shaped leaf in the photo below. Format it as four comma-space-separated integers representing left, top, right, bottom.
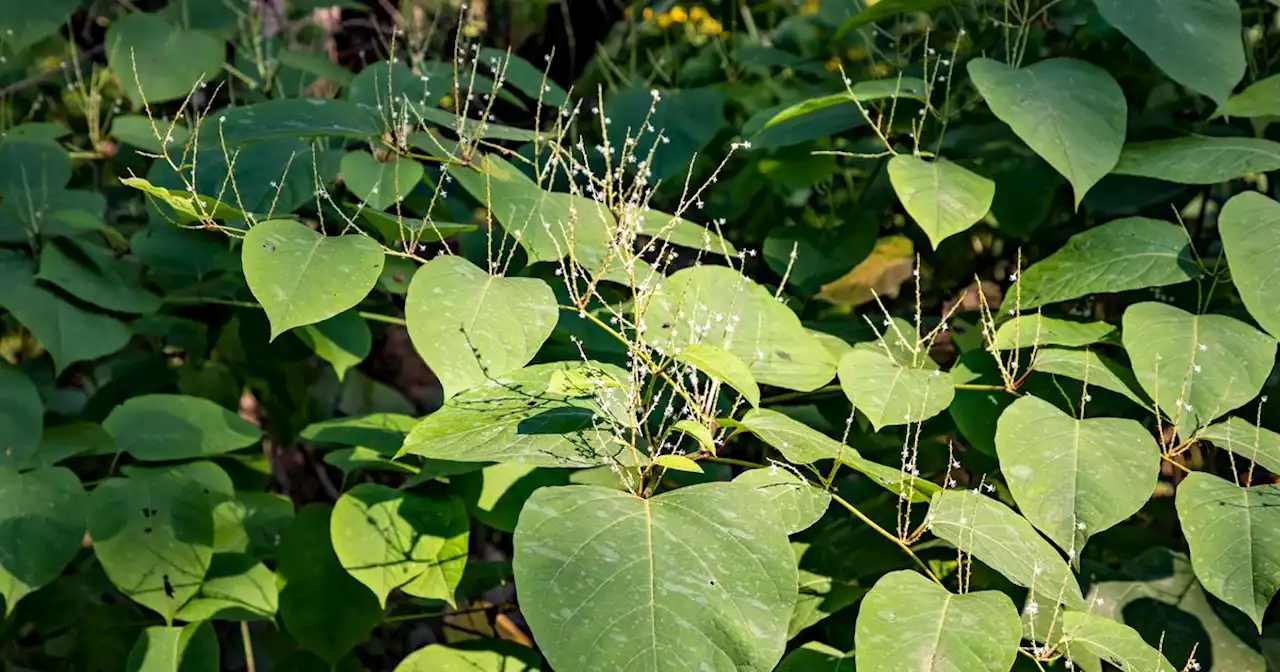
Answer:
733, 468, 830, 534
855, 570, 1021, 672
0, 467, 86, 615
242, 219, 385, 339
330, 484, 468, 607
887, 155, 994, 249
969, 57, 1126, 205
341, 151, 423, 210
405, 255, 557, 398
673, 342, 760, 407
106, 13, 225, 104
103, 394, 262, 462
1176, 471, 1280, 630
1219, 191, 1280, 338
514, 482, 796, 671
838, 347, 953, 430
1122, 302, 1276, 436
996, 395, 1160, 555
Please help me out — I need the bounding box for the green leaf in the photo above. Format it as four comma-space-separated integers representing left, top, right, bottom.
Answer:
642, 265, 837, 392
776, 642, 854, 672
733, 468, 830, 534
106, 13, 225, 104
0, 257, 131, 374
1112, 136, 1280, 184
1058, 610, 1177, 672
0, 0, 82, 54
1002, 217, 1201, 312
103, 394, 262, 462
37, 237, 161, 314
1176, 471, 1280, 630
513, 482, 797, 671
1087, 548, 1266, 672
1201, 417, 1280, 476
124, 622, 220, 672
856, 570, 1021, 672
405, 255, 557, 398
653, 453, 704, 473
211, 492, 294, 559
110, 115, 191, 154
22, 422, 113, 470
393, 642, 543, 672
995, 395, 1160, 555
1224, 75, 1280, 118
0, 363, 42, 470
278, 504, 383, 664
969, 57, 1127, 205
174, 554, 278, 622
762, 77, 928, 128
1029, 348, 1150, 410
301, 413, 418, 453
88, 467, 218, 621
673, 342, 761, 407
839, 0, 955, 31
737, 408, 940, 503
478, 47, 569, 107
331, 484, 468, 607
0, 467, 86, 616
1219, 191, 1280, 338
341, 151, 423, 210
356, 209, 475, 246
210, 98, 384, 146
416, 107, 541, 142
991, 315, 1116, 350
296, 311, 371, 382
928, 489, 1086, 609
887, 155, 994, 249
398, 361, 636, 468
242, 219, 386, 339
1093, 0, 1244, 106
121, 176, 245, 223
668, 419, 716, 454
838, 346, 954, 430
1122, 302, 1276, 435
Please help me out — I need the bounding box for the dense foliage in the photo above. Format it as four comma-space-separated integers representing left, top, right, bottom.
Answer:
3, 0, 1280, 670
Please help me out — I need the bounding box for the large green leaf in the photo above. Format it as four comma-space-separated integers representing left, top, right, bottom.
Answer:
106, 13, 225, 104
174, 554, 278, 622
1200, 417, 1280, 476
1176, 471, 1280, 630
762, 77, 928, 128
673, 342, 760, 407
642, 265, 837, 391
393, 642, 543, 672
0, 467, 86, 615
124, 622, 220, 672
0, 364, 42, 470
736, 408, 940, 503
1219, 191, 1280, 338
0, 0, 82, 54
0, 257, 131, 374
969, 57, 1126, 205
1003, 217, 1201, 312
856, 570, 1021, 672
1093, 0, 1244, 106
277, 504, 382, 664
242, 219, 386, 339
513, 482, 796, 671
398, 361, 634, 468
406, 255, 557, 399
341, 151, 423, 210
1087, 548, 1266, 672
37, 238, 161, 314
301, 412, 418, 453
330, 484, 468, 607
838, 346, 954, 430
995, 395, 1159, 555
1058, 610, 1177, 672
1112, 136, 1280, 184
887, 155, 994, 249
210, 98, 384, 146
928, 489, 1086, 609
88, 466, 219, 621
991, 316, 1116, 350
103, 394, 262, 462
1028, 348, 1150, 410
1122, 302, 1276, 436
733, 468, 830, 535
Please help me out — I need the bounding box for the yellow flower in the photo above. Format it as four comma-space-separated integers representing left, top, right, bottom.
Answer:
870, 62, 890, 77
690, 6, 708, 21
669, 5, 688, 22
824, 56, 842, 72
699, 18, 723, 35
657, 13, 673, 27
845, 45, 869, 61
643, 7, 654, 19
801, 0, 819, 14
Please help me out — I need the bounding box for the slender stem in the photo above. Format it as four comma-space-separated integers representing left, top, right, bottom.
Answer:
760, 384, 842, 405
1160, 452, 1192, 474
953, 383, 1008, 391
358, 311, 408, 327
240, 622, 255, 672
162, 296, 408, 326
829, 491, 943, 586
702, 455, 762, 469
